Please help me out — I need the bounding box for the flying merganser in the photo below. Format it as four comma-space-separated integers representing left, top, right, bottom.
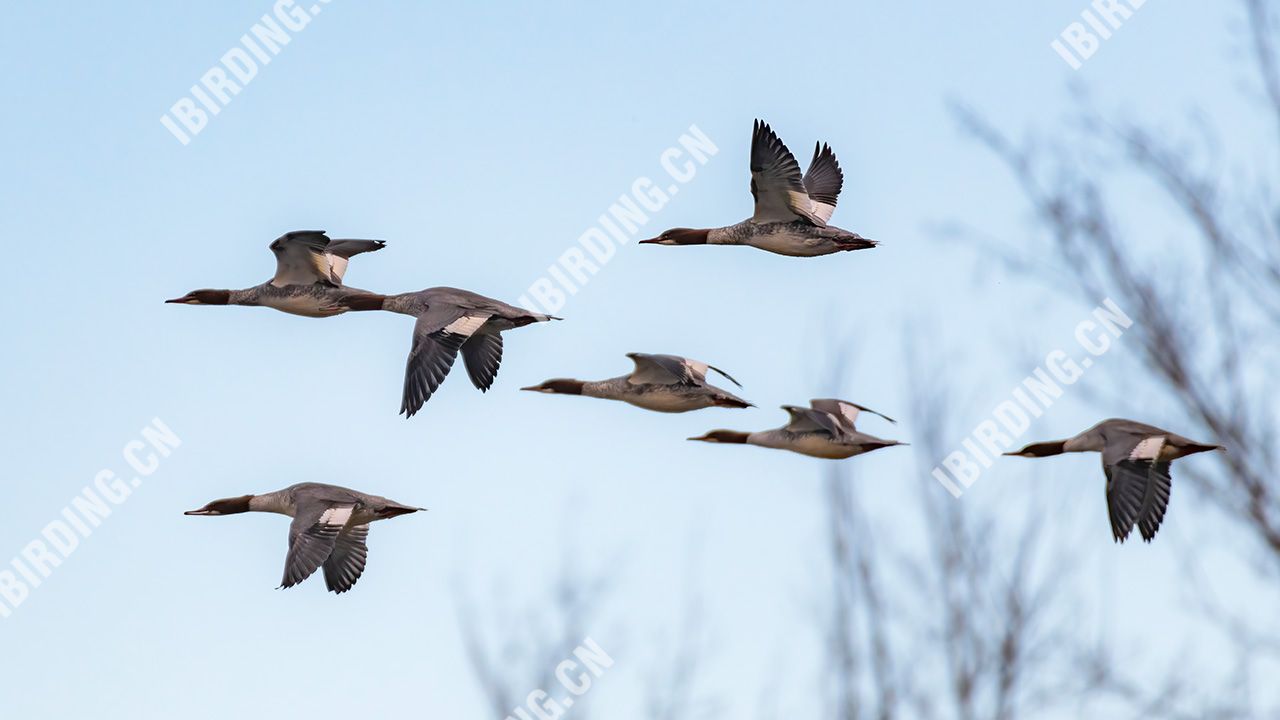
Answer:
166, 230, 385, 317
689, 398, 904, 459
521, 352, 752, 412
336, 287, 558, 417
640, 120, 877, 257
184, 482, 425, 594
1005, 419, 1223, 542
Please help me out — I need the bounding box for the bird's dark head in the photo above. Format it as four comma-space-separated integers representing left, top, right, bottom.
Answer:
687, 429, 750, 444
166, 289, 231, 306
520, 379, 585, 395
639, 228, 710, 246
184, 495, 254, 516
1003, 440, 1067, 458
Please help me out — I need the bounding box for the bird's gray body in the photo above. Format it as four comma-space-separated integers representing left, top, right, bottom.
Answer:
381, 286, 539, 330
248, 482, 413, 522
581, 376, 747, 412
745, 426, 899, 459
1007, 418, 1222, 543
1063, 418, 1211, 461
230, 282, 376, 318
709, 220, 876, 258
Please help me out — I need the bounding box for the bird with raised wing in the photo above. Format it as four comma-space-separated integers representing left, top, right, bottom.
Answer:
184, 482, 425, 594
166, 230, 386, 317
335, 287, 558, 417
689, 398, 904, 458
640, 120, 877, 257
1005, 418, 1222, 543
521, 352, 752, 412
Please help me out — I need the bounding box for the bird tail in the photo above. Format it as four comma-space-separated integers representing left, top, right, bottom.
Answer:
513, 313, 561, 327
713, 394, 754, 409
837, 234, 878, 251
1181, 442, 1224, 457
378, 505, 423, 519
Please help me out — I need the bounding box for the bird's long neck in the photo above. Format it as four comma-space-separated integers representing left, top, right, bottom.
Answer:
706, 227, 735, 245
247, 493, 291, 516
1063, 433, 1103, 453
228, 288, 259, 306
379, 293, 423, 316
582, 379, 626, 398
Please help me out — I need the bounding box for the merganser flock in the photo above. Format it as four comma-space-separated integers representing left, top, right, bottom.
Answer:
166, 120, 1226, 597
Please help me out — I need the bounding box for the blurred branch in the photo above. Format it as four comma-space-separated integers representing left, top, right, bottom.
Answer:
456, 553, 612, 718
816, 339, 1104, 720
951, 1, 1280, 715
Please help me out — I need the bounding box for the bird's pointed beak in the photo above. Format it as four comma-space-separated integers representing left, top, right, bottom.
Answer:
184, 509, 216, 516
165, 296, 188, 304
637, 237, 662, 244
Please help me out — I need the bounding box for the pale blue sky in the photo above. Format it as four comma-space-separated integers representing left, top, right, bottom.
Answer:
0, 2, 1267, 717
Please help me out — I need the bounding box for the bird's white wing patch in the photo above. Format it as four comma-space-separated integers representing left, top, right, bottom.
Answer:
327, 254, 350, 284
832, 402, 861, 428
1129, 436, 1166, 460
445, 314, 488, 337
682, 359, 709, 383
318, 506, 354, 527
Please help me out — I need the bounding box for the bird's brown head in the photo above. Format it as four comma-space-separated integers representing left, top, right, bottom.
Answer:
1003, 440, 1067, 458
639, 228, 710, 246
687, 430, 750, 444
520, 379, 585, 395
165, 289, 231, 306
184, 495, 254, 516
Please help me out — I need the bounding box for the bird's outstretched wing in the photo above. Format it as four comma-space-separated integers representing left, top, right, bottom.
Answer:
281, 503, 355, 589
269, 230, 336, 287
801, 142, 843, 225
626, 353, 742, 388
809, 399, 895, 434
401, 310, 492, 417
460, 329, 504, 392
324, 239, 386, 284
322, 523, 370, 594
749, 120, 823, 226
1103, 436, 1172, 543
781, 405, 842, 437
